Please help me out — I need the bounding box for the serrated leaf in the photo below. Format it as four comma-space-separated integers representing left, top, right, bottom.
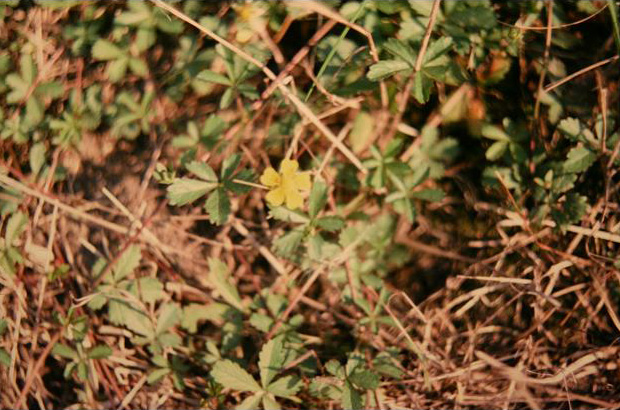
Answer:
181, 303, 229, 333
156, 303, 181, 335
316, 216, 344, 232
108, 300, 153, 338
259, 336, 286, 387
208, 258, 244, 311
308, 178, 327, 218
267, 375, 302, 398
92, 39, 125, 60
273, 228, 305, 257
167, 177, 217, 205
269, 207, 310, 224
197, 70, 231, 86
563, 146, 596, 174
205, 188, 230, 225
367, 60, 411, 81
412, 71, 432, 104
112, 244, 141, 282
52, 343, 78, 360
129, 277, 165, 304
87, 345, 112, 359
186, 161, 218, 182
211, 360, 262, 392
383, 38, 417, 65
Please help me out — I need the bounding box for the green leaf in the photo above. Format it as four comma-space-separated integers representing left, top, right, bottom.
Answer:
197, 70, 232, 86
5, 211, 27, 244
563, 146, 596, 174
211, 360, 262, 392
167, 178, 217, 205
273, 228, 305, 257
485, 140, 508, 161
156, 303, 181, 335
52, 343, 78, 360
267, 375, 302, 398
308, 178, 327, 218
29, 142, 46, 176
259, 336, 286, 387
186, 161, 218, 182
412, 71, 432, 104
92, 39, 125, 60
349, 370, 379, 390
316, 216, 345, 232
147, 367, 171, 385
128, 57, 148, 77
112, 244, 141, 282
237, 393, 264, 410
181, 303, 229, 333
262, 394, 281, 410
367, 60, 411, 81
350, 111, 375, 154
208, 258, 244, 311
0, 348, 10, 367
107, 57, 129, 83
341, 380, 362, 410
481, 124, 511, 141
410, 188, 445, 202
87, 345, 112, 359
383, 38, 417, 65
422, 37, 453, 65
205, 187, 230, 225
221, 154, 242, 180
558, 117, 597, 145
25, 97, 44, 127
129, 277, 165, 304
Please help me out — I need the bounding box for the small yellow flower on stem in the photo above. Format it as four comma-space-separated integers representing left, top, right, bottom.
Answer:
260, 159, 311, 209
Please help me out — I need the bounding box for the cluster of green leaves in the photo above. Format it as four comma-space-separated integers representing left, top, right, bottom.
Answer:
164, 156, 254, 225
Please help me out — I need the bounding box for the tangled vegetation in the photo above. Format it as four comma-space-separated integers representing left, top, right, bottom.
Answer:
1, 1, 620, 409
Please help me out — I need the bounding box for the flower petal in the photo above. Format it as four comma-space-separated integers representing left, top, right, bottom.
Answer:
294, 172, 311, 191
285, 189, 303, 210
280, 159, 298, 175
265, 187, 285, 207
260, 167, 280, 187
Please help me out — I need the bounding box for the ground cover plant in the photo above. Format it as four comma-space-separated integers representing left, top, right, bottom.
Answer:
0, 0, 619, 408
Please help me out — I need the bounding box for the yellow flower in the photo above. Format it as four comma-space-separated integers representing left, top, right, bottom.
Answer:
260, 159, 311, 209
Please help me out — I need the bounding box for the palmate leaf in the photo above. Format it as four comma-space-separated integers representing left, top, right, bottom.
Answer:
211, 360, 262, 392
